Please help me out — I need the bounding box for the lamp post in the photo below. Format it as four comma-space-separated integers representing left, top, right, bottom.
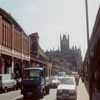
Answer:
85, 0, 91, 100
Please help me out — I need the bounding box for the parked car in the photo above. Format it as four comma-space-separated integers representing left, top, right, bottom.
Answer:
50, 76, 60, 88
56, 76, 77, 100
0, 74, 17, 92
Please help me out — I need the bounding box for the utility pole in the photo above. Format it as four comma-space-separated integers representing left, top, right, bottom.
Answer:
85, 0, 89, 43
85, 0, 91, 100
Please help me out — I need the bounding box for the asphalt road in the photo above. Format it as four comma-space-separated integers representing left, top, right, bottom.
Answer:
15, 89, 56, 100
41, 89, 56, 100
0, 89, 56, 100
0, 79, 89, 100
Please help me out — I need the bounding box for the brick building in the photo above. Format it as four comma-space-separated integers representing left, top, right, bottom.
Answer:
29, 32, 49, 65
0, 8, 30, 78
0, 8, 52, 79
82, 7, 100, 100
29, 32, 52, 76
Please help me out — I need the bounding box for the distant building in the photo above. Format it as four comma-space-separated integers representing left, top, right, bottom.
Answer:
46, 34, 82, 73
29, 32, 50, 67
29, 32, 39, 58
60, 34, 69, 52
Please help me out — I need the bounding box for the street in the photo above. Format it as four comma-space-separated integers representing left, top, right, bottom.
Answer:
0, 0, 100, 100
0, 79, 89, 100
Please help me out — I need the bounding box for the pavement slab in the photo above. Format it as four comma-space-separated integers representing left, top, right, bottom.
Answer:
77, 79, 89, 100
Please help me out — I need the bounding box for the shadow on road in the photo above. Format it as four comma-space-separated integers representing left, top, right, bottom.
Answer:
16, 97, 40, 100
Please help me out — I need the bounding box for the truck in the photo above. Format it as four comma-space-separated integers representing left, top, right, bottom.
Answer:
21, 66, 50, 99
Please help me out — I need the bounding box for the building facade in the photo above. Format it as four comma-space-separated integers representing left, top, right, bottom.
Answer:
60, 34, 69, 52
0, 8, 52, 79
46, 34, 82, 73
0, 8, 30, 78
82, 7, 100, 100
29, 33, 49, 66
29, 32, 52, 77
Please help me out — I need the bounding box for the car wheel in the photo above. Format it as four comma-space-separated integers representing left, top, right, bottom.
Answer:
56, 98, 60, 100
45, 86, 50, 95
14, 85, 17, 90
4, 87, 8, 93
0, 87, 3, 93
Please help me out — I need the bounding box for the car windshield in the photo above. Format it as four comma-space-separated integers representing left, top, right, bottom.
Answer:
24, 69, 41, 79
60, 77, 74, 85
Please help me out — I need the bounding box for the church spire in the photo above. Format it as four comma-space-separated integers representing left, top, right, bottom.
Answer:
60, 34, 62, 52
68, 34, 69, 48
60, 33, 70, 53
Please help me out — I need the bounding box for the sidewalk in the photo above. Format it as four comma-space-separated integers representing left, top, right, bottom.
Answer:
0, 90, 21, 100
77, 79, 89, 100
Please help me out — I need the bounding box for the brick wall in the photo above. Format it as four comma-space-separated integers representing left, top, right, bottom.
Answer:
0, 9, 30, 58
0, 15, 2, 46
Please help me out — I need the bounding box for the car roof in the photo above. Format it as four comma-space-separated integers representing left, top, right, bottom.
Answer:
59, 76, 75, 82
24, 67, 43, 70
63, 76, 75, 78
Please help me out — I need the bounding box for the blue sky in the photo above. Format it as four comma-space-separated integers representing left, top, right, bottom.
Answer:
0, 0, 99, 58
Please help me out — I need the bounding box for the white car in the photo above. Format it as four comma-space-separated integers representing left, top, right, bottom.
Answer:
56, 76, 77, 100
0, 74, 16, 92
50, 76, 60, 88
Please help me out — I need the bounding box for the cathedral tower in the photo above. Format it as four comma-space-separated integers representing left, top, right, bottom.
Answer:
60, 34, 69, 52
